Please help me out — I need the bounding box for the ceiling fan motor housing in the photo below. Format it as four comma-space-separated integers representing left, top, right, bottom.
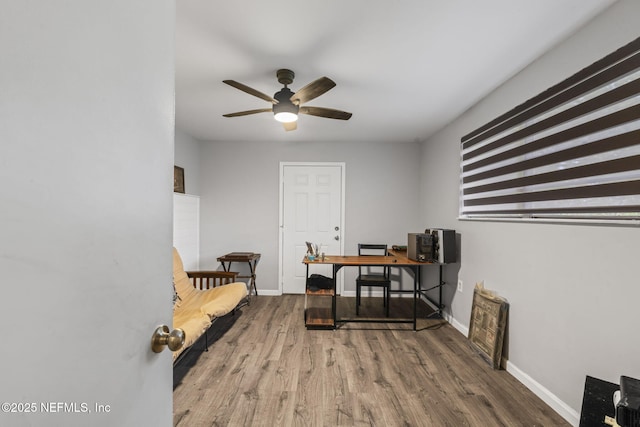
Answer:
273, 87, 299, 121
276, 69, 295, 86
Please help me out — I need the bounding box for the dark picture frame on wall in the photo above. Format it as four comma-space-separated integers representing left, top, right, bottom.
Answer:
174, 166, 185, 193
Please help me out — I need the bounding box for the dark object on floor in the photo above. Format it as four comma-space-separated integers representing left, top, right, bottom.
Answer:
307, 274, 333, 291
617, 376, 640, 427
579, 375, 619, 427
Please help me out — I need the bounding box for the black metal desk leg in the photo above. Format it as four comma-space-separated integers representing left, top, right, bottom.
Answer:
413, 265, 418, 331
333, 264, 340, 326
439, 264, 443, 315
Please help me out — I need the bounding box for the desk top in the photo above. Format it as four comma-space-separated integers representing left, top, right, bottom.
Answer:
217, 252, 261, 262
303, 250, 430, 266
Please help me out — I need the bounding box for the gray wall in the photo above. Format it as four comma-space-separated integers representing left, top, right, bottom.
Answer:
194, 140, 422, 293
175, 128, 201, 196
421, 0, 640, 423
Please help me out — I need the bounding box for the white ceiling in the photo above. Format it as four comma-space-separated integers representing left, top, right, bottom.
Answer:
176, 0, 615, 144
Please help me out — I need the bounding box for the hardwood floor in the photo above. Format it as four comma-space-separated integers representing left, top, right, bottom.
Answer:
173, 295, 569, 426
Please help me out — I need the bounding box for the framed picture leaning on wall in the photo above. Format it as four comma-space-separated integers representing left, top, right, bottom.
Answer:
468, 282, 509, 369
174, 166, 185, 193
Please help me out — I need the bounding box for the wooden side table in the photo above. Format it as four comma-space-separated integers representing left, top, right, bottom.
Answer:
217, 252, 261, 299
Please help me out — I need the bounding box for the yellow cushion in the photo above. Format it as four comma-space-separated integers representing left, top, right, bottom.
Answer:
172, 307, 211, 360
198, 282, 247, 318
171, 247, 248, 360
173, 247, 197, 305
174, 282, 245, 317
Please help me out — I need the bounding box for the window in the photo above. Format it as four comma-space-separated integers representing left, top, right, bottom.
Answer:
460, 37, 640, 223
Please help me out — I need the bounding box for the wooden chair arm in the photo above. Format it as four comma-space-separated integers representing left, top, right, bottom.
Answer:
186, 271, 239, 290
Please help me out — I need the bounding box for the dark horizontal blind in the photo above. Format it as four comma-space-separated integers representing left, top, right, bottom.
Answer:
460, 37, 640, 221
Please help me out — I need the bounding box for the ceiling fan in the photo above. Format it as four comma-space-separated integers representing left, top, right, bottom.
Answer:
222, 69, 352, 131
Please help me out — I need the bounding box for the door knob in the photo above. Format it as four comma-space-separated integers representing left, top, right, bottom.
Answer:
334, 235, 339, 241
151, 325, 185, 353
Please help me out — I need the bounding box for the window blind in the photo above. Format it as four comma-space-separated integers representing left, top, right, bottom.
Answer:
460, 37, 640, 221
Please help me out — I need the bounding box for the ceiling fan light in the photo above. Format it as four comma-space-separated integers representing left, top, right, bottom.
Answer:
272, 93, 299, 123
274, 111, 298, 123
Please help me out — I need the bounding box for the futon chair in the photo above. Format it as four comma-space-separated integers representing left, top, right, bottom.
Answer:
172, 247, 248, 362
356, 244, 391, 317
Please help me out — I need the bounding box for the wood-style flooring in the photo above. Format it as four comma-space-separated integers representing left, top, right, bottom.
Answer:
173, 295, 569, 426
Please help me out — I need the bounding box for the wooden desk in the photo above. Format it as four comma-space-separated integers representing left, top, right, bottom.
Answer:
303, 251, 443, 330
389, 249, 446, 316
217, 252, 261, 298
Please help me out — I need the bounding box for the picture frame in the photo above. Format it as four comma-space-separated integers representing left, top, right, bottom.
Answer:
468, 283, 509, 369
174, 166, 185, 193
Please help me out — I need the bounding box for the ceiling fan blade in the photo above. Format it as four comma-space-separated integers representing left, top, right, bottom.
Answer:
283, 121, 297, 132
223, 108, 272, 118
223, 80, 277, 104
290, 77, 336, 105
299, 106, 352, 120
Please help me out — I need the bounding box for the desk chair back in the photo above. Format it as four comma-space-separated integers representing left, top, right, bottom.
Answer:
356, 244, 391, 316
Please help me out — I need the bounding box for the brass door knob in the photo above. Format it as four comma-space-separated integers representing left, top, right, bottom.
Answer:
151, 325, 185, 353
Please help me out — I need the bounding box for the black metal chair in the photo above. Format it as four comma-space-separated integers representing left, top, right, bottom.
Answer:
356, 244, 390, 316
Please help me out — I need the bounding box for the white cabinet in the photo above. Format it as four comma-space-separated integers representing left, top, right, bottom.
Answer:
173, 193, 199, 270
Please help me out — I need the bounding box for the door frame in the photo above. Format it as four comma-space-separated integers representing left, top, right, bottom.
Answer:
278, 161, 346, 295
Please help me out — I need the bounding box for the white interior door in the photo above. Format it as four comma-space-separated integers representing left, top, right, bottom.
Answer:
280, 163, 344, 294
0, 2, 174, 426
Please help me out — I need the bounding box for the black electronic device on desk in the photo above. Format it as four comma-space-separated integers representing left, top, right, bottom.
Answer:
407, 228, 456, 263
425, 228, 456, 264
616, 376, 640, 427
407, 233, 433, 262
579, 375, 640, 427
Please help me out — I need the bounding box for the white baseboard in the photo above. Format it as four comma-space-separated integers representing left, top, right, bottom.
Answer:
447, 315, 579, 427
445, 312, 469, 337
256, 289, 281, 296
506, 362, 580, 426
